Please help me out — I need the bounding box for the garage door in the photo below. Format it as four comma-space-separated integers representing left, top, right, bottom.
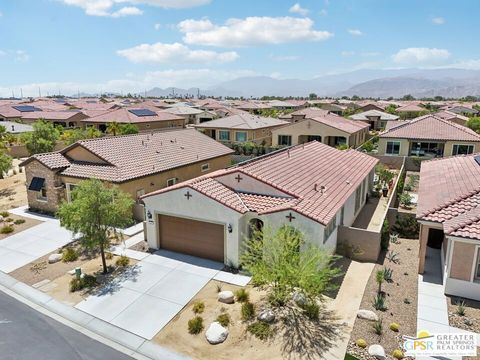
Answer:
158, 215, 225, 262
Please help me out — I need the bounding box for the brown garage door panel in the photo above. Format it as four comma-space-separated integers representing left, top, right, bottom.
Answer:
159, 215, 224, 262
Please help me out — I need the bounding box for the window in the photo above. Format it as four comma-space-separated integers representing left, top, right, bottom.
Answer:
235, 131, 247, 142
201, 163, 210, 172
324, 217, 337, 243
307, 135, 321, 142
166, 178, 177, 187
37, 182, 47, 201
278, 135, 292, 146
386, 141, 400, 155
66, 183, 77, 203
452, 144, 474, 156
475, 248, 480, 280
218, 130, 230, 141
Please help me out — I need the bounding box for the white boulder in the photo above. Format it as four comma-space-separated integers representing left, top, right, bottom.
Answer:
205, 322, 228, 344
257, 309, 275, 323
368, 344, 386, 360
48, 253, 63, 264
292, 292, 307, 306
357, 309, 379, 321
217, 290, 234, 304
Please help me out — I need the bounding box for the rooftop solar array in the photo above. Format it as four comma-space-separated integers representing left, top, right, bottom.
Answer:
13, 105, 42, 112
128, 109, 157, 117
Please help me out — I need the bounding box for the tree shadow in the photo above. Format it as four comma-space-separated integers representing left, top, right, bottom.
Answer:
0, 188, 15, 198
279, 304, 346, 360
89, 263, 141, 296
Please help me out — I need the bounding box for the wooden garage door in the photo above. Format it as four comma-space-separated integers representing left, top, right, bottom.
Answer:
159, 215, 224, 262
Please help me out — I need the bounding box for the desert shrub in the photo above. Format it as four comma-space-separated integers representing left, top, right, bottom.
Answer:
389, 322, 400, 332
392, 349, 404, 359
13, 219, 26, 225
216, 313, 231, 327
241, 302, 255, 321
5, 217, 13, 222
386, 250, 400, 264
0, 211, 9, 218
356, 338, 367, 348
392, 215, 419, 239
62, 247, 79, 262
105, 252, 113, 260
188, 316, 204, 334
115, 255, 130, 267
192, 301, 205, 314
69, 274, 97, 292
456, 300, 466, 316
372, 319, 383, 335
215, 282, 223, 293
383, 267, 393, 282
247, 321, 272, 340
0, 225, 14, 234
380, 219, 390, 250
235, 288, 249, 303
303, 302, 320, 320
373, 294, 387, 311
399, 193, 413, 208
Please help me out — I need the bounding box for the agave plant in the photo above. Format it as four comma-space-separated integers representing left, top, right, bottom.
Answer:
373, 294, 387, 311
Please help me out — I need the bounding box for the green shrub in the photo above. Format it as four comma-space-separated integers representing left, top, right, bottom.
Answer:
392, 215, 419, 239
62, 247, 79, 262
215, 282, 223, 293
392, 349, 404, 359
115, 255, 130, 267
0, 211, 9, 218
303, 302, 320, 320
356, 338, 367, 348
373, 294, 387, 311
247, 321, 272, 340
216, 313, 231, 327
456, 300, 466, 316
373, 319, 383, 335
13, 219, 26, 225
389, 322, 400, 332
380, 219, 389, 250
235, 288, 249, 303
69, 274, 97, 292
241, 302, 255, 321
188, 316, 204, 334
192, 301, 205, 314
5, 217, 13, 222
0, 225, 14, 234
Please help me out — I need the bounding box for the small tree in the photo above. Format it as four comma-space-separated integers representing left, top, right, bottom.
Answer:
376, 269, 385, 294
119, 123, 139, 135
241, 225, 341, 306
106, 122, 121, 136
466, 117, 480, 134
57, 179, 134, 274
0, 150, 13, 179
21, 120, 60, 155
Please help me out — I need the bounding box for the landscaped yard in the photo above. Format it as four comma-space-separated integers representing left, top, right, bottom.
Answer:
447, 296, 480, 334
347, 238, 419, 360
0, 159, 27, 211
0, 213, 42, 240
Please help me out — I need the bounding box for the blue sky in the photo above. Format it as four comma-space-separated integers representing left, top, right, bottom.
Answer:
0, 0, 479, 96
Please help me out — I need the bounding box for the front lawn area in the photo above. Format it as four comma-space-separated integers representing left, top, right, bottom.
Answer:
0, 214, 42, 240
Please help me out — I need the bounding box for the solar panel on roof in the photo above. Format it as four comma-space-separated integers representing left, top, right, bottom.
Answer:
475, 155, 480, 166
128, 109, 157, 117
13, 105, 42, 112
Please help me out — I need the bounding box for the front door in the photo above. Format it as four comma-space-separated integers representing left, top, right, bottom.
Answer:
427, 228, 444, 249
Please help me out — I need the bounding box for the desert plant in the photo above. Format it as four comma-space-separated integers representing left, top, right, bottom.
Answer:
188, 316, 204, 334
216, 313, 231, 327
192, 301, 205, 314
5, 217, 13, 222
389, 233, 400, 244
356, 338, 367, 348
215, 282, 223, 293
13, 219, 26, 225
383, 267, 393, 282
392, 349, 404, 359
389, 322, 400, 332
0, 211, 9, 218
69, 274, 97, 292
235, 288, 250, 303
404, 298, 411, 304
392, 215, 420, 239
115, 255, 130, 267
375, 270, 385, 294
381, 219, 390, 250
241, 302, 255, 321
373, 294, 387, 311
247, 321, 272, 340
456, 300, 466, 316
373, 319, 383, 335
105, 252, 113, 260
0, 225, 14, 234
62, 247, 79, 262
386, 250, 400, 264
399, 193, 413, 208
303, 302, 320, 320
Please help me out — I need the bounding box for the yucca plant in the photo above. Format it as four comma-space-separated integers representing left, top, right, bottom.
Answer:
373, 294, 387, 311
376, 269, 385, 294
373, 319, 383, 335
383, 267, 393, 282
456, 300, 466, 316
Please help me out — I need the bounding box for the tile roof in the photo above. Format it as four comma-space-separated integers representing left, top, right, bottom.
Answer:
310, 114, 369, 134
20, 111, 85, 121
350, 110, 399, 121
379, 115, 480, 142
25, 152, 71, 170
194, 113, 288, 130
434, 110, 469, 122
396, 104, 425, 112
143, 141, 378, 225
81, 107, 184, 124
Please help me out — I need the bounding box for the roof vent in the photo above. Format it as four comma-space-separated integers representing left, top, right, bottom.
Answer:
319, 185, 326, 194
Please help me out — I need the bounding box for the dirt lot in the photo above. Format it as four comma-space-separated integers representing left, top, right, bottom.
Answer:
0, 160, 27, 211
154, 281, 343, 360
0, 214, 42, 240
347, 238, 419, 359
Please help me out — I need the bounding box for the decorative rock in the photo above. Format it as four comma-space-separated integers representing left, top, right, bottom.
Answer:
67, 269, 76, 275
357, 309, 379, 321
48, 253, 62, 264
368, 344, 386, 360
205, 322, 228, 344
217, 290, 234, 304
257, 309, 275, 323
292, 292, 306, 306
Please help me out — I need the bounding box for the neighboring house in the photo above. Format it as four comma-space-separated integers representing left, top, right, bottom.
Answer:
434, 110, 469, 126
19, 111, 88, 127
278, 107, 330, 122
447, 105, 479, 117
20, 129, 233, 220
271, 113, 369, 148
0, 104, 44, 121
194, 113, 288, 146
0, 121, 33, 134
417, 154, 480, 301
356, 102, 385, 112
378, 115, 480, 157
350, 110, 399, 130
236, 102, 272, 114
141, 142, 378, 265
161, 107, 215, 125
81, 107, 185, 132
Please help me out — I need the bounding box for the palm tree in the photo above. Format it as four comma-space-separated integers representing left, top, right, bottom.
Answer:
106, 122, 120, 136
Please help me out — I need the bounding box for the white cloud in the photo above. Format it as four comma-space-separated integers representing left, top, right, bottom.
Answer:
117, 42, 239, 63
15, 50, 30, 62
348, 29, 363, 36
392, 47, 451, 64
432, 17, 445, 25
60, 0, 210, 17
269, 54, 300, 61
178, 17, 333, 47
289, 3, 309, 16
341, 50, 355, 57
319, 9, 327, 16
154, 23, 161, 30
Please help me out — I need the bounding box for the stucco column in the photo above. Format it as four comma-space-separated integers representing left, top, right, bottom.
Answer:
418, 224, 428, 274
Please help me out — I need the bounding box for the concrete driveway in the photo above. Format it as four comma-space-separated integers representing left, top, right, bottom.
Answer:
0, 220, 74, 273
75, 250, 228, 340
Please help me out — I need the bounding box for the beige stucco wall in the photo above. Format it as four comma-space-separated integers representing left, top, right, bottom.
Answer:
82, 119, 185, 132
64, 145, 108, 164
444, 141, 480, 157
198, 126, 282, 145
449, 240, 476, 281
377, 138, 411, 156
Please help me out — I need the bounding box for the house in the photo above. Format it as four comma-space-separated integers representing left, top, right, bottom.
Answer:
395, 104, 427, 119
161, 107, 215, 125
194, 113, 288, 146
0, 121, 33, 134
356, 102, 386, 112
417, 153, 480, 301
0, 104, 44, 121
80, 107, 185, 132
19, 111, 88, 128
434, 110, 469, 126
377, 115, 480, 157
278, 107, 330, 122
20, 129, 234, 219
271, 113, 369, 148
447, 105, 479, 117
350, 110, 399, 130
141, 141, 378, 265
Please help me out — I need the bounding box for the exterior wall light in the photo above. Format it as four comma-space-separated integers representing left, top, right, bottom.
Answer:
228, 224, 233, 233
146, 210, 152, 220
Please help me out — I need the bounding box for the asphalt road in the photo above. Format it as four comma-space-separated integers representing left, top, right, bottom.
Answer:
0, 291, 134, 360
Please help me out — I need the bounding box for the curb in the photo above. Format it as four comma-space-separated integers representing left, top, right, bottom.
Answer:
0, 271, 189, 360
